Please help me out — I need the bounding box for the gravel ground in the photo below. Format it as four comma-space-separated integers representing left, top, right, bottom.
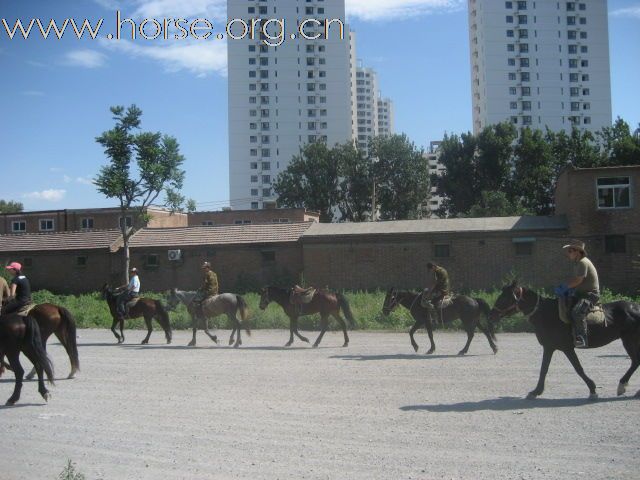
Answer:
1, 328, 638, 480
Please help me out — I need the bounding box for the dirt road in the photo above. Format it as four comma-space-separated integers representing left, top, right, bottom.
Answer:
1, 329, 638, 479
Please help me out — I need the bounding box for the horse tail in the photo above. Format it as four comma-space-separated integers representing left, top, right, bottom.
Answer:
58, 306, 80, 373
236, 295, 252, 336
154, 300, 173, 343
23, 316, 54, 385
475, 297, 497, 342
336, 293, 356, 328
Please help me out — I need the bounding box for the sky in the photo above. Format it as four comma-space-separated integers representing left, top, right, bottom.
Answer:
0, 0, 638, 212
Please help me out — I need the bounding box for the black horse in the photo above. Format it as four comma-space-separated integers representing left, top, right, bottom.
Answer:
0, 314, 54, 405
491, 281, 640, 399
382, 288, 497, 355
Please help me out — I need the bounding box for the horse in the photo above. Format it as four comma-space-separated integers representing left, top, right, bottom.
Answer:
382, 288, 498, 355
490, 281, 640, 399
0, 313, 54, 405
166, 289, 251, 348
259, 286, 355, 348
101, 284, 172, 344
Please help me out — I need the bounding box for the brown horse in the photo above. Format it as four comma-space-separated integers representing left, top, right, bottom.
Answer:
102, 285, 172, 344
259, 286, 355, 348
0, 313, 54, 405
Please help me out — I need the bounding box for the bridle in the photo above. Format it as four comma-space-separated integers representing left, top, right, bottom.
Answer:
492, 286, 540, 318
383, 290, 399, 314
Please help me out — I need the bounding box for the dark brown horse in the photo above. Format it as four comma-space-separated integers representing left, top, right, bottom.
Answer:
24, 303, 79, 380
102, 285, 172, 344
491, 281, 640, 399
259, 286, 355, 347
0, 313, 54, 405
382, 288, 497, 355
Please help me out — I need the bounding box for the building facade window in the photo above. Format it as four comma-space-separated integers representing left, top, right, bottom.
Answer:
604, 235, 626, 254
12, 221, 26, 233
597, 177, 631, 209
434, 244, 450, 258
39, 219, 54, 231
81, 218, 94, 229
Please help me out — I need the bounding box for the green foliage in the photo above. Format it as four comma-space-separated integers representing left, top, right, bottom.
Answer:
186, 198, 197, 213
95, 104, 187, 282
336, 143, 373, 222
0, 199, 23, 214
370, 134, 430, 220
57, 460, 85, 480
466, 190, 531, 218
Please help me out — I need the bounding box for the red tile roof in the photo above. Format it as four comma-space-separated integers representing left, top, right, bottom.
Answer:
0, 229, 123, 252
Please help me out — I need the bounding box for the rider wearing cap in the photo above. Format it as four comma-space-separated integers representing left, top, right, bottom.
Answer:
559, 240, 600, 348
3, 262, 32, 316
193, 262, 218, 318
117, 267, 141, 318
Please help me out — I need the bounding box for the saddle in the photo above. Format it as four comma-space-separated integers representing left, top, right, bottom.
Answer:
290, 286, 316, 305
15, 303, 37, 317
126, 297, 140, 310
558, 298, 607, 326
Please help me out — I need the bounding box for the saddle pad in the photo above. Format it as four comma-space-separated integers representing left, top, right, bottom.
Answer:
439, 296, 454, 310
126, 297, 140, 308
585, 305, 606, 325
16, 303, 37, 317
290, 288, 316, 305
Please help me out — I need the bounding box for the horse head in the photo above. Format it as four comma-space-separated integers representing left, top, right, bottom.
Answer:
382, 288, 398, 316
166, 288, 180, 311
259, 287, 270, 310
490, 281, 523, 321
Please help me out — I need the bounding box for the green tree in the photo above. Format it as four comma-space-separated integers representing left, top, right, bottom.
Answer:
95, 105, 186, 282
597, 117, 640, 166
273, 142, 340, 222
511, 128, 560, 215
336, 142, 373, 222
436, 122, 516, 217
546, 127, 601, 169
466, 190, 531, 218
0, 199, 23, 213
370, 134, 430, 220
186, 199, 197, 213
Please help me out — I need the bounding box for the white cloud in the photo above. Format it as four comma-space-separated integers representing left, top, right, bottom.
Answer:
49, 167, 63, 172
63, 49, 107, 68
610, 6, 640, 19
100, 38, 227, 76
22, 90, 45, 96
76, 176, 94, 185
24, 189, 67, 202
63, 175, 72, 183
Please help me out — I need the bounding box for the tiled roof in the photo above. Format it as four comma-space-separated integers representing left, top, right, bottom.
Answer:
0, 229, 123, 252
129, 222, 314, 247
302, 216, 568, 238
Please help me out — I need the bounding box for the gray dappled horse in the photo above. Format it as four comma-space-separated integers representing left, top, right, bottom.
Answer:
167, 289, 250, 348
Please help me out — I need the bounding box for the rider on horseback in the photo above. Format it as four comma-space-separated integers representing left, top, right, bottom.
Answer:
422, 262, 450, 323
193, 262, 218, 318
2, 262, 33, 317
560, 240, 600, 349
117, 267, 140, 318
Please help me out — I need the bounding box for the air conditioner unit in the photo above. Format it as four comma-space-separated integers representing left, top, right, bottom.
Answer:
168, 249, 182, 261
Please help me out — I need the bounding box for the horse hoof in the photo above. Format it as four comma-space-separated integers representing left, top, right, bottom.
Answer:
42, 392, 51, 402
233, 343, 240, 349
457, 351, 466, 356
342, 342, 348, 348
67, 373, 76, 380
526, 392, 539, 400
635, 389, 640, 398
187, 341, 196, 347
26, 374, 35, 381
284, 343, 292, 347
302, 338, 310, 344
6, 398, 17, 406
426, 349, 435, 355
228, 340, 234, 346
412, 345, 419, 353
166, 339, 172, 345
312, 344, 319, 349
617, 382, 628, 396
212, 336, 218, 344
141, 340, 149, 345
588, 392, 599, 401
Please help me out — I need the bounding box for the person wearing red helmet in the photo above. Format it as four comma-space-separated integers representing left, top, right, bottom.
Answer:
2, 262, 32, 316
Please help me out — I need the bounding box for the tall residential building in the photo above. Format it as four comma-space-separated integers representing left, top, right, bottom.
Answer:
425, 141, 445, 217
468, 0, 611, 134
228, 0, 353, 210
354, 66, 379, 153
377, 97, 395, 136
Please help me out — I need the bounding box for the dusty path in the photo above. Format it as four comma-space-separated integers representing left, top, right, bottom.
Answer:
1, 329, 638, 479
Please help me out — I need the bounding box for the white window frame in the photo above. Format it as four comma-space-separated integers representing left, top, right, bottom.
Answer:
596, 176, 631, 210
39, 219, 55, 231
12, 220, 26, 233
81, 217, 94, 230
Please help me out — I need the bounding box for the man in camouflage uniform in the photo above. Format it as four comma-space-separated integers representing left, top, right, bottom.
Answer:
560, 240, 600, 348
193, 261, 219, 319
422, 262, 451, 323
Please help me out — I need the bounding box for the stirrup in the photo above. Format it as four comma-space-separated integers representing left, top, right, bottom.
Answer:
574, 335, 588, 348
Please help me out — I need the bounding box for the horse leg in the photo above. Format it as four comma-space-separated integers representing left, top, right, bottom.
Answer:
409, 321, 420, 353
21, 346, 50, 402
313, 316, 329, 348
617, 337, 639, 396
527, 347, 554, 399
333, 313, 349, 347
188, 315, 198, 346
231, 314, 242, 348
119, 318, 125, 344
141, 316, 152, 344
229, 328, 236, 346
458, 324, 474, 356
25, 342, 45, 380
475, 315, 498, 354
202, 318, 218, 344
425, 317, 436, 354
5, 351, 24, 406
563, 349, 597, 399
293, 318, 309, 344
54, 331, 78, 379
285, 317, 295, 347
110, 318, 121, 343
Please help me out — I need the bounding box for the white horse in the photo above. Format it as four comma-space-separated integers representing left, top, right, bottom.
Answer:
167, 289, 251, 348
